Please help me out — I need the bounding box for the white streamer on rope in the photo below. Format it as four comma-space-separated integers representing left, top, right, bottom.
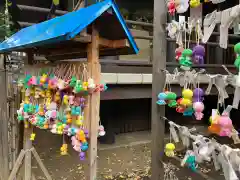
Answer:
164, 117, 240, 180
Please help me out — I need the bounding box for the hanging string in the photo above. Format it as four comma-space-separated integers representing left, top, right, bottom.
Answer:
184, 21, 187, 49
196, 21, 200, 45
188, 19, 192, 48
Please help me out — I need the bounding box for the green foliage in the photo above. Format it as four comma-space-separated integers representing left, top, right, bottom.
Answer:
0, 2, 15, 41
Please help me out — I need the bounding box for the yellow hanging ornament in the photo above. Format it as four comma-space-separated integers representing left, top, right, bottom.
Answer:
63, 95, 69, 105
182, 89, 193, 99
30, 133, 36, 141
165, 143, 176, 157
30, 87, 35, 96
38, 104, 45, 116
55, 91, 61, 103
190, 0, 201, 8
46, 89, 52, 98
60, 144, 68, 155
24, 121, 29, 128
24, 96, 30, 104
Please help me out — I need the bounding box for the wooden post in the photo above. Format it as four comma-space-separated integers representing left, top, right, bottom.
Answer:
24, 52, 34, 180
86, 26, 100, 180
151, 0, 167, 179
0, 54, 9, 180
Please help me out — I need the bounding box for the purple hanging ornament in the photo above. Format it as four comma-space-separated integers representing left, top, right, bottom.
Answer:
192, 45, 205, 65
84, 129, 89, 138
80, 97, 86, 103
193, 88, 204, 102
79, 152, 85, 160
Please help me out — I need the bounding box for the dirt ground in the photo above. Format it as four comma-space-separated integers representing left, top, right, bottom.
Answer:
28, 126, 234, 180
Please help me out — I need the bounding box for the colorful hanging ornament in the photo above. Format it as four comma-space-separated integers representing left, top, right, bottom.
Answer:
165, 143, 176, 157
157, 92, 167, 105
181, 89, 194, 116
192, 45, 205, 65
79, 152, 85, 161
167, 95, 177, 108
175, 46, 184, 62
176, 98, 186, 113
175, 0, 189, 13
60, 143, 68, 155
208, 110, 221, 135
190, 0, 201, 8
179, 49, 193, 71
193, 102, 204, 120
98, 125, 106, 137
193, 88, 204, 102
181, 150, 197, 172
181, 89, 193, 106
234, 43, 240, 87
218, 114, 233, 137
88, 78, 96, 92
167, 0, 176, 16
30, 133, 36, 141
186, 154, 197, 172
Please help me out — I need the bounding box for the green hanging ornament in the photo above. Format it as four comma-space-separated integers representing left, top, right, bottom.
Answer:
70, 76, 77, 87
165, 92, 177, 100
24, 74, 32, 88
168, 100, 177, 108
74, 80, 84, 93
179, 49, 193, 71
234, 43, 240, 69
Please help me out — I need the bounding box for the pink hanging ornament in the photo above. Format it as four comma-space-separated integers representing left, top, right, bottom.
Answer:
193, 102, 204, 120
31, 76, 37, 85
167, 0, 176, 16
71, 136, 81, 152
69, 95, 75, 105
218, 115, 233, 137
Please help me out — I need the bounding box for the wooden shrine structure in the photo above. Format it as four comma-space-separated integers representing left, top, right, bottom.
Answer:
0, 0, 139, 179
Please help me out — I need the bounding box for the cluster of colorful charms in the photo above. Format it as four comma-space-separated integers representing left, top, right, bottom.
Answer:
17, 73, 108, 160
157, 88, 205, 120
157, 91, 177, 107
177, 45, 205, 70
208, 110, 233, 137
167, 0, 210, 15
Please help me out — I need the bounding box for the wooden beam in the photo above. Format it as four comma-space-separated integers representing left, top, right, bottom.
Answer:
73, 35, 92, 43
99, 38, 129, 48
151, 0, 167, 178
86, 26, 100, 180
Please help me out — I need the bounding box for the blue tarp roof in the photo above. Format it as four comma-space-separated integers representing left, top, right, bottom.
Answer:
0, 0, 139, 54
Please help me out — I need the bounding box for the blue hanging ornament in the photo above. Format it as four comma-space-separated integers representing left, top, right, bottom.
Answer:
81, 142, 89, 151
156, 100, 166, 105
75, 106, 81, 116
157, 92, 167, 105
71, 106, 76, 115
183, 107, 194, 116
186, 155, 197, 172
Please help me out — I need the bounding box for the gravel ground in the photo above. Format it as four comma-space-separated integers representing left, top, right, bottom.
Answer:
24, 128, 239, 180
